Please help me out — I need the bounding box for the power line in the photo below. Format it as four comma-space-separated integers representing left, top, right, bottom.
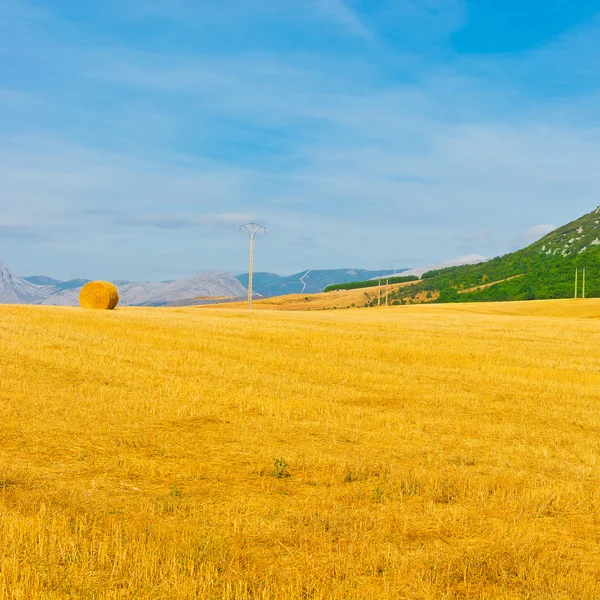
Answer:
240, 223, 266, 310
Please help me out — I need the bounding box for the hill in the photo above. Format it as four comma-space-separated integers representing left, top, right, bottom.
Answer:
384, 206, 600, 304
236, 268, 406, 297
324, 275, 419, 292
201, 278, 426, 311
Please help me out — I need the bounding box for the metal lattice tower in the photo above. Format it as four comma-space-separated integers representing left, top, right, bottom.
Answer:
240, 223, 266, 309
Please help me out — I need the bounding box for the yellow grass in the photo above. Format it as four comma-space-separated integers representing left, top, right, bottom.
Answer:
194, 296, 236, 301
2, 299, 600, 598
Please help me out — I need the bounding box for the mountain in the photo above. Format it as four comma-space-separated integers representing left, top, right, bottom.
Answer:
1, 262, 247, 306
236, 269, 407, 297
0, 261, 54, 304
24, 275, 62, 287
386, 206, 600, 305
25, 276, 92, 291
42, 271, 247, 307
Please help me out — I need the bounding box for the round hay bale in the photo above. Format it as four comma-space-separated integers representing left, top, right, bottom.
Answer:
79, 281, 119, 310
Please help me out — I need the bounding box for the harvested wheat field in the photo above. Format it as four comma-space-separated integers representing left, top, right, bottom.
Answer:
2, 300, 600, 599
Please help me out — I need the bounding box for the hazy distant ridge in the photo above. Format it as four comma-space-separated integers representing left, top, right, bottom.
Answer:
0, 262, 247, 306
3, 263, 411, 305
43, 272, 248, 307
236, 268, 407, 297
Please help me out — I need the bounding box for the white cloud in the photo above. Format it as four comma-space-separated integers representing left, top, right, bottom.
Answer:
2, 0, 600, 280
523, 224, 556, 241
128, 213, 254, 229
399, 255, 487, 278
315, 0, 373, 39
442, 254, 487, 266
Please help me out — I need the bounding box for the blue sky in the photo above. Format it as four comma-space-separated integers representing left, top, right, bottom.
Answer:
1, 0, 600, 280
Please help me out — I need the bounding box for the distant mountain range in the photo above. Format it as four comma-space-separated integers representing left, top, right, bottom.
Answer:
0, 261, 247, 306
1, 263, 407, 306
236, 269, 407, 297
24, 275, 93, 291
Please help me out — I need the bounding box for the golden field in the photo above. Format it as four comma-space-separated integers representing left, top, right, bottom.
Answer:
2, 300, 600, 599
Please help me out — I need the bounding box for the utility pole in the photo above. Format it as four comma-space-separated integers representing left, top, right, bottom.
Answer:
583, 267, 586, 300
385, 278, 389, 306
378, 279, 381, 306
240, 223, 266, 309
574, 268, 578, 300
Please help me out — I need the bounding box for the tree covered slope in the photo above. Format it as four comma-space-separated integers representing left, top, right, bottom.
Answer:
387, 207, 600, 304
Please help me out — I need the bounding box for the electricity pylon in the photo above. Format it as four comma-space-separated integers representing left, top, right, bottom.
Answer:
240, 223, 266, 309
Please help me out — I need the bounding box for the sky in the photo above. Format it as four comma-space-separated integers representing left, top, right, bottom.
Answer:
1, 0, 600, 280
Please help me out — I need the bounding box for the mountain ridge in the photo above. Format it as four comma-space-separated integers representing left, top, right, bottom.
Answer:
236, 268, 408, 297
25, 275, 92, 291
2, 264, 413, 305
0, 261, 54, 304
42, 271, 248, 307
0, 262, 247, 306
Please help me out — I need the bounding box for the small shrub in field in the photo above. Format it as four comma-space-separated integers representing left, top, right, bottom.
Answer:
273, 458, 290, 479
372, 486, 384, 502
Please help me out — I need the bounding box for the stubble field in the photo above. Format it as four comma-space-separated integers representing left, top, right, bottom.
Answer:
2, 300, 600, 599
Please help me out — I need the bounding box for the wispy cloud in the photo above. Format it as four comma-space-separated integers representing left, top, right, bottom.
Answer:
524, 224, 556, 241
1, 0, 600, 279
126, 213, 253, 230
315, 0, 373, 39
0, 224, 37, 238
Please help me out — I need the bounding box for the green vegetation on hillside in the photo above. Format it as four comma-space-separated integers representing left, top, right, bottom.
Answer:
385, 207, 600, 304
324, 275, 418, 292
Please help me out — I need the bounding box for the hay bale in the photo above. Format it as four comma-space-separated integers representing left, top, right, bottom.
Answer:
79, 281, 119, 310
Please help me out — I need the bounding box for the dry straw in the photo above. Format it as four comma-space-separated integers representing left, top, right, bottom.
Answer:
79, 281, 120, 310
